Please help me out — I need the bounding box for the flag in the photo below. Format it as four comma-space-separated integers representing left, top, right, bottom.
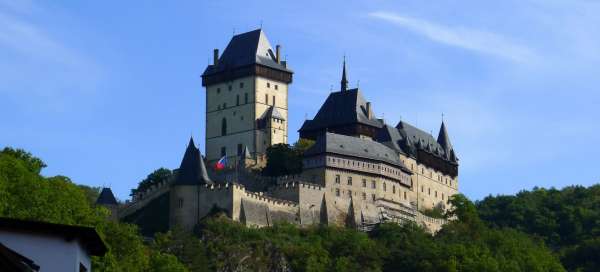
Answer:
215, 155, 227, 170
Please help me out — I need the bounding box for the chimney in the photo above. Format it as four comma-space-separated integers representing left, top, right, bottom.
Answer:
213, 49, 219, 65
366, 102, 372, 119
276, 45, 281, 64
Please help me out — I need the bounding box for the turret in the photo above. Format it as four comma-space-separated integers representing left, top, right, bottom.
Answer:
96, 187, 119, 221
437, 121, 457, 162
170, 137, 212, 231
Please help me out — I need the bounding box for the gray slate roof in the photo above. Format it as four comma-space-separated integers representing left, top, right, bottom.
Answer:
202, 29, 292, 77
260, 106, 286, 121
304, 132, 409, 171
377, 121, 458, 163
173, 137, 213, 185
299, 88, 383, 132
96, 188, 118, 205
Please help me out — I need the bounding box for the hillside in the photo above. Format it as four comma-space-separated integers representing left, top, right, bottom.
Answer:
2, 147, 597, 271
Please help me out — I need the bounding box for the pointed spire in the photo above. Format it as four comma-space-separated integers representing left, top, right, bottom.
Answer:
96, 188, 118, 205
174, 137, 213, 185
341, 56, 348, 91
437, 121, 454, 159
187, 136, 195, 149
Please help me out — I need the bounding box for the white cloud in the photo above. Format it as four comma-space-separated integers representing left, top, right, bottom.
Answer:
368, 11, 537, 63
0, 6, 102, 112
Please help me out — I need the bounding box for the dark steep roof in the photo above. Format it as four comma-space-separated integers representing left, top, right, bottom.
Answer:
305, 132, 409, 171
299, 89, 382, 133
260, 106, 285, 121
173, 137, 213, 185
202, 29, 292, 77
437, 121, 456, 160
96, 188, 118, 205
394, 121, 458, 163
0, 217, 107, 256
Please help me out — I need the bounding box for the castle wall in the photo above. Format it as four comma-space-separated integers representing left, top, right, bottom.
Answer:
401, 155, 458, 211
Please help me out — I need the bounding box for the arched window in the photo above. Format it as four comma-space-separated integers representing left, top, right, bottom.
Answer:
221, 118, 227, 136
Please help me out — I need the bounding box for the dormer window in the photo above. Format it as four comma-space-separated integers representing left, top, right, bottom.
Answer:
267, 82, 271, 88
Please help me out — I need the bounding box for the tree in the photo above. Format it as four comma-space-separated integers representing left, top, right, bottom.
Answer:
132, 167, 172, 195
293, 138, 315, 154
262, 144, 303, 177
1, 147, 46, 174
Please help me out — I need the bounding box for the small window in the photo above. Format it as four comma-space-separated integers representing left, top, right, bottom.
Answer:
393, 185, 396, 194
348, 190, 352, 197
275, 84, 278, 90
435, 191, 438, 198
217, 87, 221, 94
371, 180, 376, 189
236, 95, 240, 106
272, 95, 276, 106
244, 93, 248, 104
228, 85, 232, 91
335, 188, 340, 197
239, 82, 244, 88
383, 183, 387, 191
335, 175, 340, 184
362, 192, 366, 200
362, 179, 366, 188
223, 102, 226, 109
237, 144, 243, 156
178, 198, 184, 208
221, 118, 227, 136
421, 186, 424, 193
428, 188, 431, 195
371, 194, 376, 201
442, 193, 445, 200
347, 177, 352, 185
267, 82, 271, 88
404, 191, 407, 200
265, 94, 268, 104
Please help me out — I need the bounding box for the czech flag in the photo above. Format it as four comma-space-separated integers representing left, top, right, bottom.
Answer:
215, 155, 227, 170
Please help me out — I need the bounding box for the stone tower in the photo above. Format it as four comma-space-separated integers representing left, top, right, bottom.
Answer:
169, 137, 213, 230
201, 29, 293, 166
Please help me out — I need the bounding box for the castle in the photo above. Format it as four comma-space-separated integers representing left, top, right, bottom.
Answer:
102, 29, 459, 235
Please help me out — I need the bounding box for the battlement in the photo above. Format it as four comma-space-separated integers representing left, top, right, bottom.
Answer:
201, 182, 245, 191
131, 179, 172, 202
269, 181, 323, 191
243, 190, 299, 208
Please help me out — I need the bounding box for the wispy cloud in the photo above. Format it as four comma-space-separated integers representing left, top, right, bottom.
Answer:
369, 11, 536, 63
0, 4, 102, 112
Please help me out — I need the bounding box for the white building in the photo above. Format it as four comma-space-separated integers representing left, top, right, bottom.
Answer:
0, 217, 107, 272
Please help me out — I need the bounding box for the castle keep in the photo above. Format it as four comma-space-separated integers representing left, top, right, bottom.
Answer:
107, 29, 459, 234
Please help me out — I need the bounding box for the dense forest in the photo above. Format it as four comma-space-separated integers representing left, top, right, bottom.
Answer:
0, 147, 597, 271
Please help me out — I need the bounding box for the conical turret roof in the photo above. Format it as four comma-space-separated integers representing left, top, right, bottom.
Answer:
96, 188, 118, 205
173, 137, 213, 185
437, 121, 454, 158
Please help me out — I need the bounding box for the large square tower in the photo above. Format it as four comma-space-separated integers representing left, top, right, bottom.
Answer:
201, 29, 293, 165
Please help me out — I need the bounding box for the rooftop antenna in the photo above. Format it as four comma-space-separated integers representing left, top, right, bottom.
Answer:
260, 20, 263, 29
357, 80, 360, 89
232, 27, 236, 36
442, 113, 445, 122
330, 85, 333, 92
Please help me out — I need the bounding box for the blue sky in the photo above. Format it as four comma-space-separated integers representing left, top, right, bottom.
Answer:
1, 0, 599, 201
